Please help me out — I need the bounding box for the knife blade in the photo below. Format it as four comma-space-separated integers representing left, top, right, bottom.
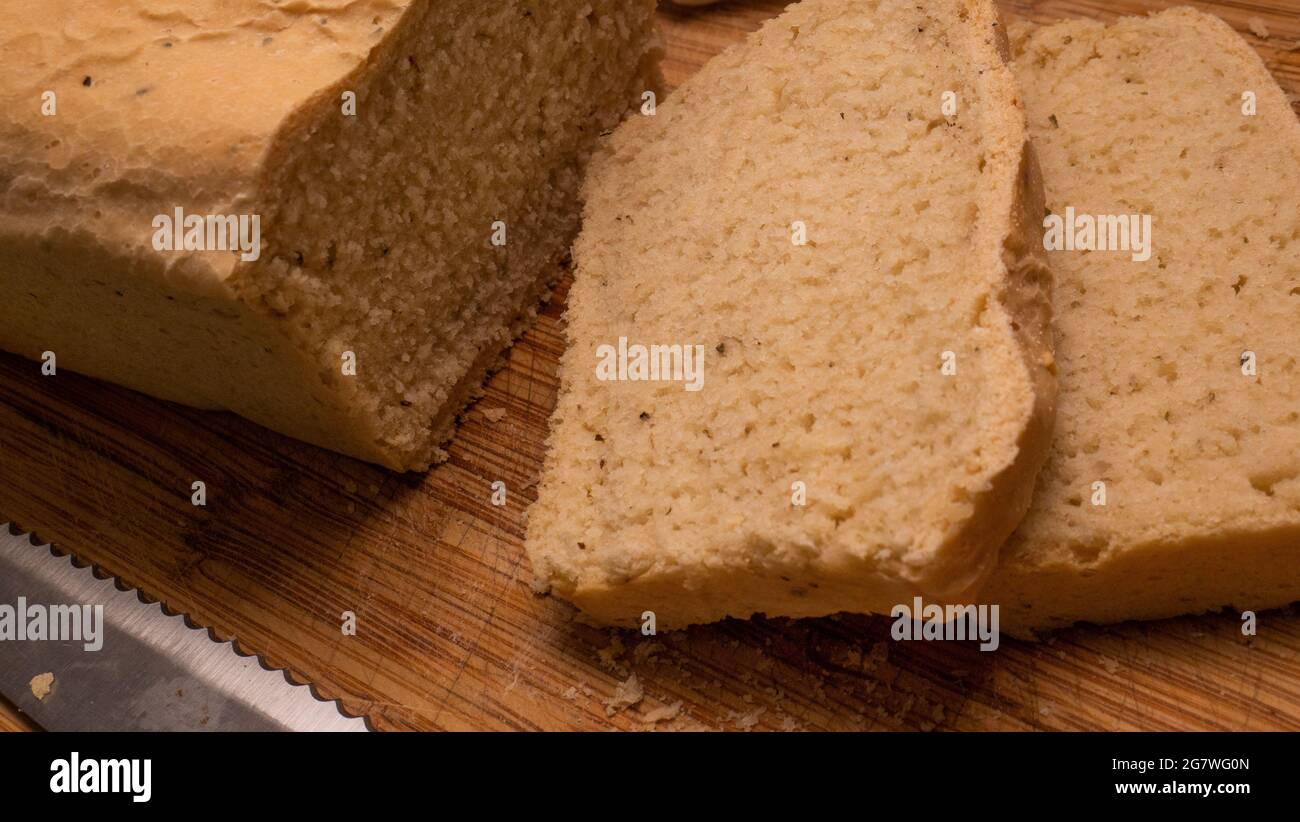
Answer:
0, 524, 366, 731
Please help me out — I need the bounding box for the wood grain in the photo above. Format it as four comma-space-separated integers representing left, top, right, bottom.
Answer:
0, 695, 39, 733
1, 0, 1298, 731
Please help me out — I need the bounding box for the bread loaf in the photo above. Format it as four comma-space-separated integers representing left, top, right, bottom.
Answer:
0, 0, 662, 470
527, 0, 1056, 628
985, 8, 1300, 634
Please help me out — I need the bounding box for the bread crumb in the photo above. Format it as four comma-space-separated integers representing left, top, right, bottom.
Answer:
1100, 655, 1120, 674
1247, 17, 1270, 39
561, 686, 578, 701
30, 672, 54, 701
642, 700, 682, 724
631, 641, 665, 664
480, 407, 507, 423
735, 707, 766, 730
862, 641, 889, 672
604, 674, 643, 716
837, 647, 863, 669
596, 631, 625, 671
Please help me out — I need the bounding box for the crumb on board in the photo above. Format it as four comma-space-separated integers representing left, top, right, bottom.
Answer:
604, 674, 643, 716
30, 672, 54, 701
642, 700, 682, 724
1247, 17, 1269, 39
596, 631, 625, 671
480, 407, 507, 423
632, 641, 666, 664
734, 707, 766, 730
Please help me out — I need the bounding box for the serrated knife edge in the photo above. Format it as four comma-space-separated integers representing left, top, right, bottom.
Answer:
0, 522, 368, 731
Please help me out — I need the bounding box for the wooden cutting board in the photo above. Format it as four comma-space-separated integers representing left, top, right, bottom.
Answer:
2, 0, 1299, 732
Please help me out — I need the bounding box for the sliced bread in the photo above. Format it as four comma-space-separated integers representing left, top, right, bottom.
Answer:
527, 0, 1056, 628
984, 8, 1300, 634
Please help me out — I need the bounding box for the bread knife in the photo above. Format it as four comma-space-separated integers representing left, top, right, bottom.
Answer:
0, 525, 366, 731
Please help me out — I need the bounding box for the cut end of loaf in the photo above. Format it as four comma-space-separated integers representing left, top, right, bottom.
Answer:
234, 0, 664, 470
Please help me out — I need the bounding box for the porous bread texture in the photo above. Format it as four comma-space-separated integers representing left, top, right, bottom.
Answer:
0, 0, 662, 470
527, 0, 1056, 628
984, 8, 1300, 635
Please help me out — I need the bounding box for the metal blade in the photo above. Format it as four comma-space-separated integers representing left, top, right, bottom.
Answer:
0, 525, 366, 731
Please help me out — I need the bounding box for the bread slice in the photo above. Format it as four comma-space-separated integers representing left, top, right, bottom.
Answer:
527, 0, 1056, 628
0, 0, 662, 470
984, 8, 1300, 634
